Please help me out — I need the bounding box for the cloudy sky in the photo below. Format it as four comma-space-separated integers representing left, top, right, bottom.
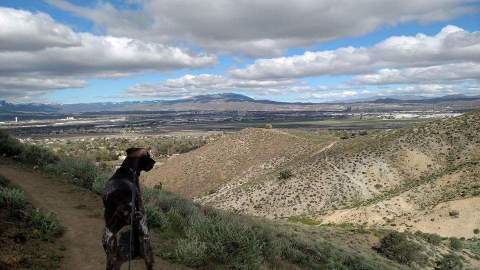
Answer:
1, 0, 479, 103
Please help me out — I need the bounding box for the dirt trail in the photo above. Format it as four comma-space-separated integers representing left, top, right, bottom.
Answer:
0, 160, 183, 270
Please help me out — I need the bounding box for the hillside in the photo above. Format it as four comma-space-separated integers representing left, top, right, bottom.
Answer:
145, 110, 480, 238
6, 160, 471, 270
1, 117, 480, 269
142, 128, 335, 197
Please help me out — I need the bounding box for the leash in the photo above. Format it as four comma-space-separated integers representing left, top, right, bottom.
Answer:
128, 169, 137, 270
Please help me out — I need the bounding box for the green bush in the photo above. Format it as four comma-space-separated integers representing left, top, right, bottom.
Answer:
43, 162, 64, 175
18, 144, 57, 167
449, 210, 460, 218
43, 154, 110, 193
414, 231, 442, 246
151, 139, 206, 156
144, 204, 166, 228
185, 212, 264, 269
92, 173, 109, 195
176, 236, 208, 267
0, 131, 23, 156
30, 209, 64, 238
67, 158, 98, 189
278, 169, 293, 180
94, 149, 117, 162
50, 157, 98, 189
450, 238, 464, 250
435, 254, 463, 270
0, 175, 9, 187
376, 231, 428, 266
0, 187, 27, 210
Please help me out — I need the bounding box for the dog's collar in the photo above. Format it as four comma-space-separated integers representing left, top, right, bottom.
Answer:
128, 167, 137, 179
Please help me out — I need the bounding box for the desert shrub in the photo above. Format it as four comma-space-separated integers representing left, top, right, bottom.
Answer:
0, 131, 23, 156
18, 144, 57, 167
435, 254, 464, 270
0, 175, 9, 187
474, 228, 479, 235
94, 149, 117, 162
30, 209, 64, 238
278, 233, 326, 267
376, 231, 428, 266
415, 231, 442, 246
92, 173, 109, 195
278, 169, 293, 180
151, 139, 206, 156
0, 187, 27, 210
449, 210, 460, 218
450, 238, 464, 250
264, 123, 273, 129
287, 216, 321, 225
176, 236, 208, 267
185, 212, 264, 269
52, 157, 98, 189
278, 232, 378, 270
144, 204, 166, 229
43, 162, 64, 175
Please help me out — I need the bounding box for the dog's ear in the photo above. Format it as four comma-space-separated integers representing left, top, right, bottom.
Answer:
126, 148, 148, 158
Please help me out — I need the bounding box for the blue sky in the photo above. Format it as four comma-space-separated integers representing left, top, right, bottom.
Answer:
0, 0, 479, 103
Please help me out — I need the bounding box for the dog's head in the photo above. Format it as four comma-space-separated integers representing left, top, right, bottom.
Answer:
126, 147, 156, 172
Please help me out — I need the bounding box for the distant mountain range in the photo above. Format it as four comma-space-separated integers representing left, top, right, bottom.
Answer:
371, 94, 480, 104
0, 100, 59, 113
1, 93, 480, 113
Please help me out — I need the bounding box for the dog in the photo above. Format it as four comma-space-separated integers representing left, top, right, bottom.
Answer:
102, 148, 156, 270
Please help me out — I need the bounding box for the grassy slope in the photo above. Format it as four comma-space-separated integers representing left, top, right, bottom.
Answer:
0, 175, 64, 269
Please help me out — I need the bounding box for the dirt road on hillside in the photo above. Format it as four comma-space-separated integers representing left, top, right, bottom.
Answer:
0, 160, 184, 270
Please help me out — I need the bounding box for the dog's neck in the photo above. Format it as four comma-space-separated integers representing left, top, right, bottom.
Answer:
120, 157, 141, 179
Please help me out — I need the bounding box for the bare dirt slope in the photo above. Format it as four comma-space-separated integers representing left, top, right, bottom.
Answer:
317, 111, 480, 237
322, 162, 480, 238
0, 160, 186, 270
195, 111, 479, 221
143, 128, 328, 198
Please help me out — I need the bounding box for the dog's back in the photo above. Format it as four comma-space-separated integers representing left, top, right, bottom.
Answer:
103, 167, 137, 231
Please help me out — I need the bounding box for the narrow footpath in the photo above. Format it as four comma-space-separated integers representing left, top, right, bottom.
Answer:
0, 160, 184, 270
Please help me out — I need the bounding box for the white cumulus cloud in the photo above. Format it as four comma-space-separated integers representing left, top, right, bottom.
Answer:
0, 7, 216, 99
352, 63, 480, 85
231, 26, 480, 80
126, 74, 301, 99
46, 0, 478, 57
